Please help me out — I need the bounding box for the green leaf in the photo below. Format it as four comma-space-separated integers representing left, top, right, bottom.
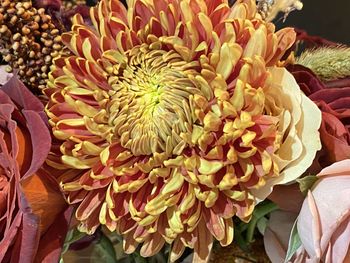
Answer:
95, 234, 118, 263
61, 228, 87, 255
116, 258, 132, 263
297, 175, 318, 195
149, 254, 167, 263
284, 219, 302, 263
234, 225, 250, 252
256, 216, 268, 235
132, 252, 148, 263
103, 227, 123, 243
236, 220, 249, 233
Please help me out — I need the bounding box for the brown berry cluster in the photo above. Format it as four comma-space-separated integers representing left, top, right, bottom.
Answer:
0, 0, 62, 91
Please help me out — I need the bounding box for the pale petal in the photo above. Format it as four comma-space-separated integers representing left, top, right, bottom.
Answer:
252, 67, 322, 200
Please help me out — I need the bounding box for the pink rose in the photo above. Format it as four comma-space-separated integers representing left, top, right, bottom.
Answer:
297, 159, 350, 262
264, 160, 350, 263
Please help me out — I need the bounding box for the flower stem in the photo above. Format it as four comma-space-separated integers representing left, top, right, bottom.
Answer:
246, 202, 278, 243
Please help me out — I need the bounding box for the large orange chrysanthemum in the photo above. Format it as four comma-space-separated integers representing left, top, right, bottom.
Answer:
45, 0, 321, 261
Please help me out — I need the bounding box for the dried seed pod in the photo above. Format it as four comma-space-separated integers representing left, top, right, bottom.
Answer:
63, 0, 86, 10
28, 50, 35, 58
3, 54, 11, 62
12, 32, 21, 40
52, 43, 61, 50
257, 0, 275, 20
0, 25, 8, 33
21, 26, 30, 35
17, 57, 24, 65
257, 0, 303, 22
5, 65, 12, 72
17, 7, 25, 16
12, 41, 20, 50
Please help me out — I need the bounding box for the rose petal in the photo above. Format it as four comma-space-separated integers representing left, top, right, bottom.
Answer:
268, 184, 304, 213
21, 111, 51, 179
34, 207, 73, 263
264, 210, 298, 263
21, 170, 66, 233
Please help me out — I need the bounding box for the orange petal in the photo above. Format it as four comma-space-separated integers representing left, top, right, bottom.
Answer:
21, 170, 66, 233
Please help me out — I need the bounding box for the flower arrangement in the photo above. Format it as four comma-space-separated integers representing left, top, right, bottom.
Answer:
0, 0, 349, 262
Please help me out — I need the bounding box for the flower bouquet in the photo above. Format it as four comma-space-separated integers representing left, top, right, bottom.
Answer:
0, 0, 349, 262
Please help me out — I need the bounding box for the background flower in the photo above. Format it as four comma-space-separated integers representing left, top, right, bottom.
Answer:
289, 64, 350, 170
0, 76, 70, 262
45, 0, 321, 260
296, 46, 350, 81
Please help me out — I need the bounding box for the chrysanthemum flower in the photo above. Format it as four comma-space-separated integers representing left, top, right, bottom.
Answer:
45, 0, 322, 260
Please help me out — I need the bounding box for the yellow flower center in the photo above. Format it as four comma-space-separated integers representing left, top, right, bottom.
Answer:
107, 44, 200, 156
